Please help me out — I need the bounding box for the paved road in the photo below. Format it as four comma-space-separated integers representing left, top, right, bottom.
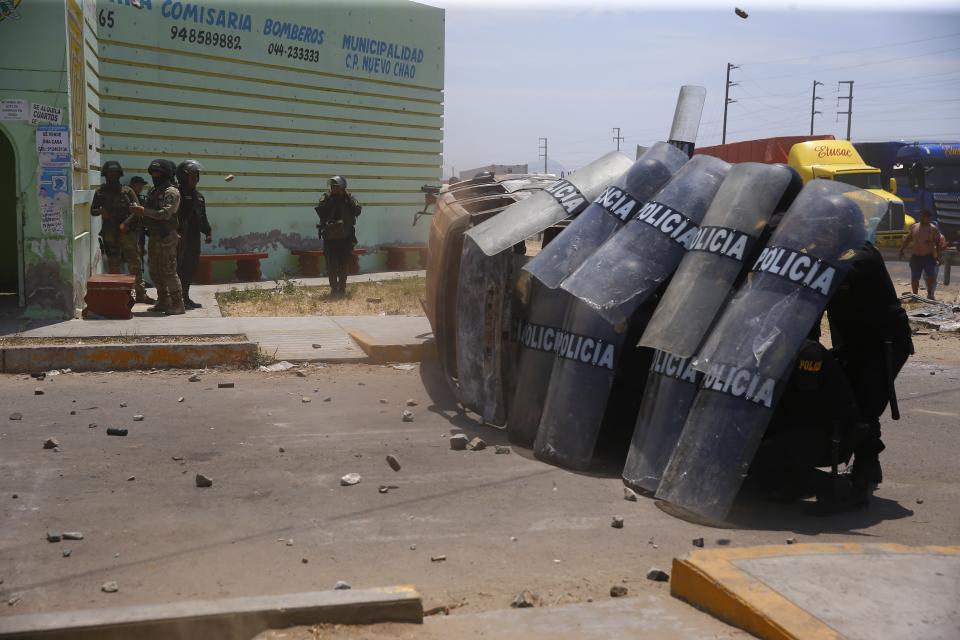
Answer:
1, 356, 957, 632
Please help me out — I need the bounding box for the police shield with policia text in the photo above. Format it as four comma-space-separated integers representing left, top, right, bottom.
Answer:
127, 159, 185, 315
315, 176, 361, 296
91, 161, 153, 304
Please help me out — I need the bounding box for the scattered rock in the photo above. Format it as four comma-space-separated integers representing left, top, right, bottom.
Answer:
401, 410, 415, 422
646, 568, 670, 582
106, 428, 128, 436
133, 414, 144, 422
323, 396, 332, 402
62, 549, 72, 558
916, 498, 924, 504
334, 581, 351, 590
785, 537, 797, 545
430, 555, 446, 562
410, 544, 417, 550
127, 476, 136, 482
286, 539, 294, 547
218, 382, 234, 389
494, 445, 511, 455
295, 371, 306, 377
88, 423, 98, 429
623, 487, 638, 502
278, 447, 285, 453
34, 388, 44, 396
466, 437, 486, 451
119, 402, 127, 408
189, 375, 201, 382
716, 538, 731, 546
312, 344, 322, 349
611, 516, 624, 529
692, 537, 705, 548
378, 486, 390, 494
449, 434, 469, 450
301, 558, 308, 564
12, 494, 17, 499
195, 473, 213, 488
610, 585, 628, 598
177, 397, 184, 403
101, 581, 119, 593
46, 531, 62, 543
510, 536, 517, 542
171, 456, 184, 461
43, 438, 59, 450
62, 532, 83, 540
510, 591, 540, 608
69, 410, 76, 415
379, 399, 388, 404
385, 455, 401, 472
8, 596, 21, 607
405, 399, 418, 407
340, 473, 361, 486
11, 412, 25, 422
301, 397, 311, 403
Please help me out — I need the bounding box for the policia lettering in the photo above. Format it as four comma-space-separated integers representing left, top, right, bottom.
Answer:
701, 363, 777, 408
689, 226, 754, 262
516, 320, 617, 370
752, 245, 840, 297
633, 201, 699, 248
543, 179, 589, 216
650, 350, 698, 383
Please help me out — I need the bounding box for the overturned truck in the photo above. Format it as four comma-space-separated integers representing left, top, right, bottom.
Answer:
424, 86, 902, 523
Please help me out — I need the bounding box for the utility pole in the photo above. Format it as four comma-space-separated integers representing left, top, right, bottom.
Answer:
837, 80, 854, 141
612, 127, 624, 151
722, 62, 739, 144
538, 137, 548, 174
810, 80, 823, 136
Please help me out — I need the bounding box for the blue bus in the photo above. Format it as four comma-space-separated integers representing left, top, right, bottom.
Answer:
856, 141, 960, 244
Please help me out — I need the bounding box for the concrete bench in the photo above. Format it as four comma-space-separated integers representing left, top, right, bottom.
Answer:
195, 252, 268, 284
82, 274, 135, 320
291, 248, 367, 278
381, 244, 427, 271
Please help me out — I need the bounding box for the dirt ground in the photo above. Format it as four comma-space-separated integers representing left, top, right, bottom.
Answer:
1, 354, 958, 632
218, 278, 425, 317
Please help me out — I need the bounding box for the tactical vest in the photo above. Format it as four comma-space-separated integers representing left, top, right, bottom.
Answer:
95, 185, 136, 236
143, 185, 180, 236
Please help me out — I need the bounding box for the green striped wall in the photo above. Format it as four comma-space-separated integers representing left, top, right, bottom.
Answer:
89, 0, 444, 278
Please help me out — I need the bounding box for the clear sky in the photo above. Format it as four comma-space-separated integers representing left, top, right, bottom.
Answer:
418, 0, 960, 177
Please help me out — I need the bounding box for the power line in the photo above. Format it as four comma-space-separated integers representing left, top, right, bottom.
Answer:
739, 30, 960, 67
612, 127, 624, 151
837, 81, 854, 141
722, 62, 739, 144
538, 137, 548, 174
748, 46, 960, 81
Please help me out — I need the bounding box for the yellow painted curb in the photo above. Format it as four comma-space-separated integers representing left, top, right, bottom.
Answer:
348, 328, 436, 364
670, 543, 960, 640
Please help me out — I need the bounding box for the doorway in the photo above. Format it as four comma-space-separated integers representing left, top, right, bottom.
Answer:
0, 128, 20, 303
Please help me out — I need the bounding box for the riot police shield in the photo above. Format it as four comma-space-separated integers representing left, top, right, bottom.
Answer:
560, 154, 731, 326
532, 297, 656, 471
639, 163, 799, 358
506, 273, 572, 447
654, 181, 884, 521
523, 142, 689, 290
465, 152, 633, 258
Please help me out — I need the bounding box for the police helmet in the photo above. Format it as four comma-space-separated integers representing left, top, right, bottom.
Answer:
176, 160, 203, 185
101, 160, 124, 177
147, 159, 177, 181
329, 175, 347, 189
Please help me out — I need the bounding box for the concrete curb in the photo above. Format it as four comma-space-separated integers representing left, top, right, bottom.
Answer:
347, 328, 436, 364
0, 585, 422, 639
670, 543, 960, 640
0, 338, 258, 373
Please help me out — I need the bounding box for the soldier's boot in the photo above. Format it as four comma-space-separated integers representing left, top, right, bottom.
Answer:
135, 287, 157, 305
149, 289, 169, 313
183, 284, 202, 309
165, 290, 186, 315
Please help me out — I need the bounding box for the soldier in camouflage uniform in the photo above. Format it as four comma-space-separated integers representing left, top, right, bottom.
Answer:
91, 161, 153, 303
127, 159, 185, 315
315, 175, 361, 296
175, 160, 212, 310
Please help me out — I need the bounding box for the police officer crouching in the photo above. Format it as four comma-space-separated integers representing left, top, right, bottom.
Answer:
315, 176, 361, 296
175, 160, 212, 310
126, 159, 185, 315
91, 161, 154, 304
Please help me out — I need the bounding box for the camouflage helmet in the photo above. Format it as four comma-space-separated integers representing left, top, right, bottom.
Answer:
101, 160, 124, 177
176, 159, 203, 185
147, 159, 177, 181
